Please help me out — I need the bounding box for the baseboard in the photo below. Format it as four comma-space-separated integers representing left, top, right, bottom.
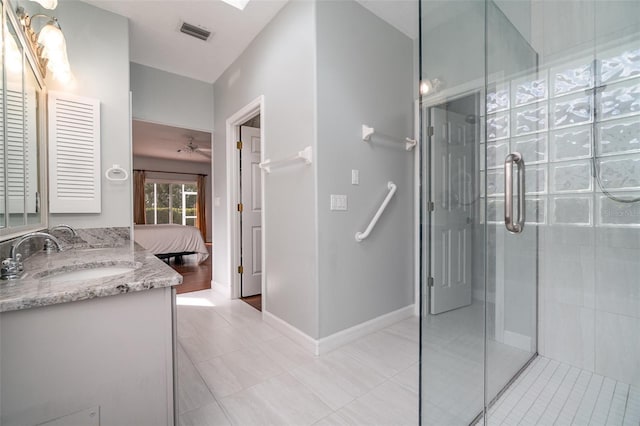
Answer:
317, 305, 415, 355
262, 310, 319, 355
263, 305, 416, 357
503, 330, 533, 352
212, 281, 231, 298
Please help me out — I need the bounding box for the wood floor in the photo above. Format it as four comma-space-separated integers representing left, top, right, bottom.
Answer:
240, 294, 262, 311
170, 244, 263, 307
172, 244, 212, 295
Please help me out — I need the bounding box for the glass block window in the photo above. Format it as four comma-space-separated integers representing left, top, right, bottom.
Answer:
481, 42, 640, 227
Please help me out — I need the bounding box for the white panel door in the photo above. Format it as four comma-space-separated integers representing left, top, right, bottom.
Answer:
240, 126, 262, 297
430, 104, 475, 314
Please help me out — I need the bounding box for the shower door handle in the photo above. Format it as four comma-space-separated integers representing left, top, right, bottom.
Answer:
504, 152, 525, 234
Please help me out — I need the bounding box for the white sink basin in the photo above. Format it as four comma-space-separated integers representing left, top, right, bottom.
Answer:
46, 266, 136, 283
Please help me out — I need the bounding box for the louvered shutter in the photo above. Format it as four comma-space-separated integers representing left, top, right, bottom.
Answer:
48, 91, 101, 213
0, 86, 38, 215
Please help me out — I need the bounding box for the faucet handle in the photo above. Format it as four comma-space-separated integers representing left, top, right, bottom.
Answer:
1, 255, 23, 280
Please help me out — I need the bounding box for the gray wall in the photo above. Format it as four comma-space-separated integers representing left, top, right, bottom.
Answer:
133, 156, 212, 242
421, 1, 533, 94
213, 1, 318, 337
494, 0, 531, 44
316, 1, 414, 337
46, 1, 131, 229
130, 63, 214, 132
421, 1, 485, 92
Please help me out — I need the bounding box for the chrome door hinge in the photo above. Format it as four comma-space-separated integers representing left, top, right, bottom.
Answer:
427, 126, 434, 137
237, 141, 243, 150
238, 265, 244, 274
427, 276, 434, 287
237, 203, 243, 212
427, 201, 435, 212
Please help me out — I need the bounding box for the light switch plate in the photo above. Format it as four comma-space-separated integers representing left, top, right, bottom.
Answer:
351, 169, 359, 185
330, 194, 348, 211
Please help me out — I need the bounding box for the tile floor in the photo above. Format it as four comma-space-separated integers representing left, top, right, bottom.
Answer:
175, 289, 419, 426
482, 356, 640, 426
178, 289, 636, 425
421, 302, 533, 425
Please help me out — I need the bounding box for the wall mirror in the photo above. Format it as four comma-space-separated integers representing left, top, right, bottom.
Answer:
0, 0, 48, 241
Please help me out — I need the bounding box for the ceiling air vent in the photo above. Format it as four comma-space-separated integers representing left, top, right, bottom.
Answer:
179, 22, 212, 41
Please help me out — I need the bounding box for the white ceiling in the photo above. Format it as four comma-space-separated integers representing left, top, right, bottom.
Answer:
82, 0, 417, 84
90, 0, 416, 162
357, 0, 418, 40
83, 0, 289, 83
132, 120, 212, 163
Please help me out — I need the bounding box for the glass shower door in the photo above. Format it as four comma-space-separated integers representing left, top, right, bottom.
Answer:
420, 1, 539, 424
420, 1, 487, 424
483, 1, 540, 417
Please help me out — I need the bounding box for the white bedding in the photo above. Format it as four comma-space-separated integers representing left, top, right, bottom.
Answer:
134, 224, 209, 264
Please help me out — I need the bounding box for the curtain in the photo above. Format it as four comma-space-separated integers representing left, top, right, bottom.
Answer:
133, 170, 146, 225
196, 175, 207, 240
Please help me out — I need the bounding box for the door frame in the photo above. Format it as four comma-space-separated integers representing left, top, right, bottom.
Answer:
225, 95, 266, 301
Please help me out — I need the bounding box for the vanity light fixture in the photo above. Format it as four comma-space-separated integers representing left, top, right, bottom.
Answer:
4, 27, 23, 75
29, 0, 58, 10
16, 7, 72, 83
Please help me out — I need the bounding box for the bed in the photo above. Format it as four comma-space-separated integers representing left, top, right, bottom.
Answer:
134, 224, 209, 264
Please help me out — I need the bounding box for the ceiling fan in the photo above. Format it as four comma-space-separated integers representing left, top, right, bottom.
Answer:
177, 137, 211, 158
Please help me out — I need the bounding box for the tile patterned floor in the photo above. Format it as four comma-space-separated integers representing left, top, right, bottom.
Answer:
483, 356, 640, 426
421, 303, 533, 425
175, 289, 419, 426
177, 290, 638, 426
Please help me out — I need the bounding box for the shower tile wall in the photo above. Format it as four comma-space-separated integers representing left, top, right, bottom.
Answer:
485, 35, 640, 386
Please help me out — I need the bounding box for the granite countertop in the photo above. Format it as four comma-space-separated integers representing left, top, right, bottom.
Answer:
0, 242, 182, 313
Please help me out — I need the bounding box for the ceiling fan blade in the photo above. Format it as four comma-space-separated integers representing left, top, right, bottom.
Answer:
195, 149, 211, 158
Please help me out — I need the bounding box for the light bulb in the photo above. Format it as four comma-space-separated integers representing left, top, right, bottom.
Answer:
419, 80, 432, 95
419, 78, 443, 96
37, 23, 72, 84
4, 29, 23, 76
37, 24, 65, 49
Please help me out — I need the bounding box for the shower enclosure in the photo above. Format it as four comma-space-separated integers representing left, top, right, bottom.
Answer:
419, 0, 640, 424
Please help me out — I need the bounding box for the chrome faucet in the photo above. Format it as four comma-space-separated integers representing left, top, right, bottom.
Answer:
48, 224, 78, 237
1, 232, 63, 280
45, 224, 77, 253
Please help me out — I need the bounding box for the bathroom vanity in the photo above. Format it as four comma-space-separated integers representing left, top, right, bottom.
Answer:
0, 241, 182, 426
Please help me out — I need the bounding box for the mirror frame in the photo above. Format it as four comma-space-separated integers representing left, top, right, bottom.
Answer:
0, 0, 48, 241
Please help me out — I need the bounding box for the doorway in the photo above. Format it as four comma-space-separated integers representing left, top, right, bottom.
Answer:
225, 96, 266, 307
428, 93, 480, 315
239, 119, 263, 300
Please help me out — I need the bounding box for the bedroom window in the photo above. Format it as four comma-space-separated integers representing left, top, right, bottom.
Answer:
144, 182, 198, 226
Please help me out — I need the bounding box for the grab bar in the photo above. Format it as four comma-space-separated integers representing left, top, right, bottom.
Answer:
355, 181, 397, 242
362, 125, 416, 151
259, 146, 312, 173
504, 152, 525, 234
